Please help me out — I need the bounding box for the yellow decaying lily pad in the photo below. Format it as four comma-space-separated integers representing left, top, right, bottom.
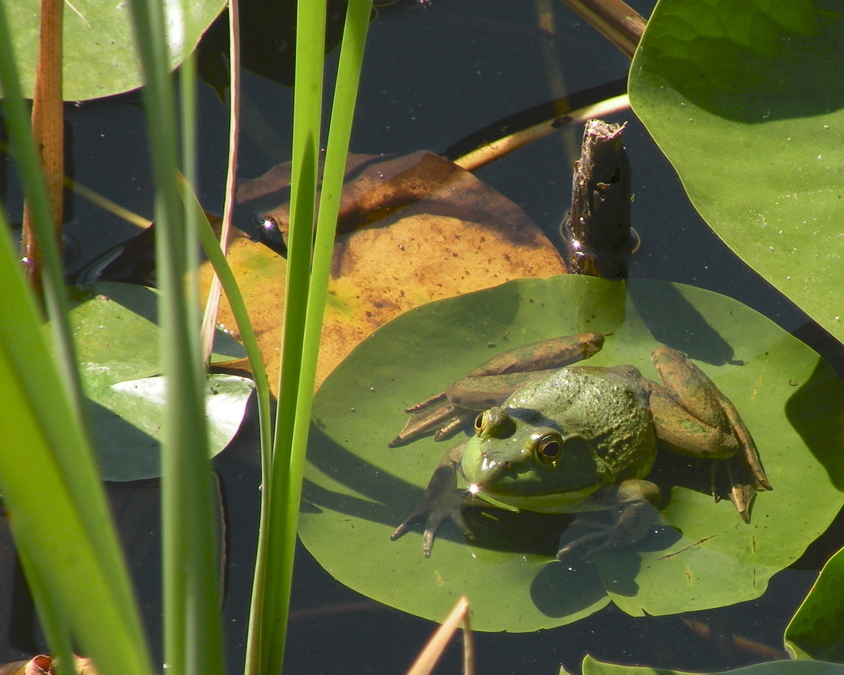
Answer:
201, 152, 566, 393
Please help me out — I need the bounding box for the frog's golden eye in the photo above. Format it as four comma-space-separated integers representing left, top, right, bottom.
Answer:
474, 407, 515, 438
536, 434, 563, 466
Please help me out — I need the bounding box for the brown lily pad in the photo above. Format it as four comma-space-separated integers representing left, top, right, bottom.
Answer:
203, 151, 567, 394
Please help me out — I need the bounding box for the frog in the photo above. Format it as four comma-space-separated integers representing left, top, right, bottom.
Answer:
389, 332, 771, 559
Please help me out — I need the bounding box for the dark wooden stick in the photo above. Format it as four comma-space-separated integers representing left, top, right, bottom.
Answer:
562, 119, 636, 279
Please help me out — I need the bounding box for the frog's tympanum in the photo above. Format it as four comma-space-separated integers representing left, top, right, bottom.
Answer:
390, 333, 771, 559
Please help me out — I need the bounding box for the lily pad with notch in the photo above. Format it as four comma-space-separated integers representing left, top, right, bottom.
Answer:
68, 282, 252, 481
301, 275, 844, 631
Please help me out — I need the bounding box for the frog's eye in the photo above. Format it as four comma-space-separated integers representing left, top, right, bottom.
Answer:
535, 434, 563, 467
474, 407, 515, 438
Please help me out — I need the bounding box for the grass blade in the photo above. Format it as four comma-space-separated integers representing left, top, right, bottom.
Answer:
200, 0, 241, 366
257, 0, 326, 671
128, 2, 223, 675
0, 208, 152, 675
0, 4, 150, 673
258, 1, 372, 672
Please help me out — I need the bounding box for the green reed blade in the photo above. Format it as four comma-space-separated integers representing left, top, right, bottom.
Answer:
258, 1, 372, 673
0, 206, 152, 675
127, 3, 224, 675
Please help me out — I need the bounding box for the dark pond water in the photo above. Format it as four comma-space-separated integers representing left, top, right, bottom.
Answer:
2, 0, 843, 674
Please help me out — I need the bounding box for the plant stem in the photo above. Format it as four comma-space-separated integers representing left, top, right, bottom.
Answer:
128, 3, 224, 675
21, 0, 64, 291
200, 0, 241, 366
257, 0, 371, 673
557, 0, 646, 59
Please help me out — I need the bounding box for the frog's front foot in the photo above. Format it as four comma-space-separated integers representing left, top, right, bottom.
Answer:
388, 399, 475, 447
390, 333, 606, 446
391, 443, 473, 557
557, 480, 661, 560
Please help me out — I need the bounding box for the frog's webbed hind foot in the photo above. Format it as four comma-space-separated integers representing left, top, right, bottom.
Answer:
729, 483, 758, 524
716, 381, 772, 494
710, 400, 772, 523
713, 452, 768, 523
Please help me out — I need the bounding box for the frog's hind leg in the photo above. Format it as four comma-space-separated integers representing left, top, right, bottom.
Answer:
464, 332, 605, 377
392, 333, 606, 446
714, 383, 771, 491
651, 346, 771, 521
652, 347, 770, 486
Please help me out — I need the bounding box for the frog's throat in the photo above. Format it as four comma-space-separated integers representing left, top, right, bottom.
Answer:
474, 483, 605, 514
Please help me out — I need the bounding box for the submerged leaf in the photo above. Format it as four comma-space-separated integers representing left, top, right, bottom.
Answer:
301, 275, 844, 631
88, 374, 253, 481
238, 151, 554, 249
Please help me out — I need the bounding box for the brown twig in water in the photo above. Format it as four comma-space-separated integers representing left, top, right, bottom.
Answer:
451, 91, 629, 172
681, 618, 790, 662
201, 0, 242, 366
406, 597, 474, 675
557, 0, 646, 59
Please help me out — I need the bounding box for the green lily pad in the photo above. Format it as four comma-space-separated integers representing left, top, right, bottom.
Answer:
301, 275, 844, 632
69, 282, 251, 481
629, 0, 844, 343
577, 654, 844, 675
3, 0, 226, 101
786, 544, 844, 661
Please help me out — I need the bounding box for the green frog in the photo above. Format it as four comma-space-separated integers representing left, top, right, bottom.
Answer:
390, 332, 771, 559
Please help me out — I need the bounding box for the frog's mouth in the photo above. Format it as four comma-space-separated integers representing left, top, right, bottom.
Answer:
465, 483, 521, 513
464, 477, 605, 514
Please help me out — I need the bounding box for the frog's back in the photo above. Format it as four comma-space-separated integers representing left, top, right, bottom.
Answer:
505, 365, 656, 480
